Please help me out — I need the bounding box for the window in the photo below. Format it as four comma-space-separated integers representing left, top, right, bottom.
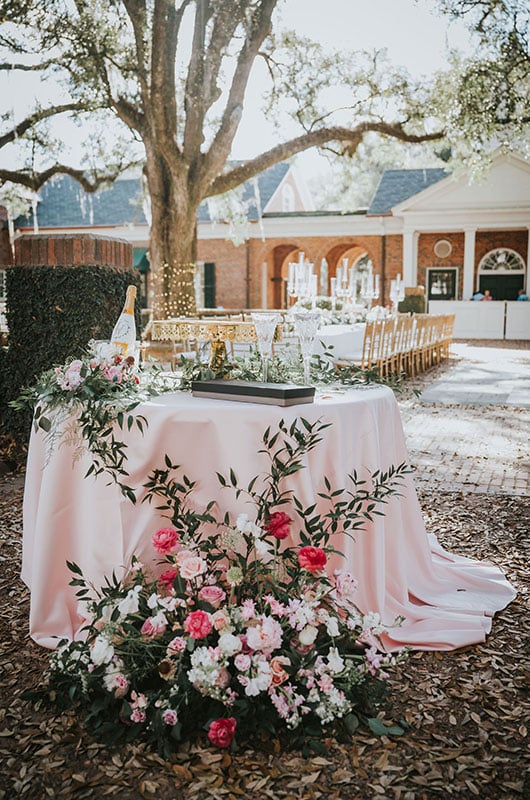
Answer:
434, 239, 452, 259
427, 268, 457, 300
478, 249, 526, 300
478, 248, 525, 272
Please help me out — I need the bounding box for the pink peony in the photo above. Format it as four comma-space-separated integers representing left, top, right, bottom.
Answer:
245, 616, 283, 654
198, 585, 226, 607
265, 511, 291, 540
334, 570, 359, 605
152, 527, 180, 555
184, 609, 213, 639
207, 717, 237, 748
298, 546, 327, 574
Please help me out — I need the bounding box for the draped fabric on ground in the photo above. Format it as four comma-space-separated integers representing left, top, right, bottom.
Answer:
22, 387, 515, 650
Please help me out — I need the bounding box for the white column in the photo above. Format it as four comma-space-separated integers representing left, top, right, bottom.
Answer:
261, 261, 268, 309
526, 226, 530, 292
463, 227, 476, 300
402, 228, 416, 286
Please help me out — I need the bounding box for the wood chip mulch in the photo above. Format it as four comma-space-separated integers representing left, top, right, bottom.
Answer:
1, 472, 528, 800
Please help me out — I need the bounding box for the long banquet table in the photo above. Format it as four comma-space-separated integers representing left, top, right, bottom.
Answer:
22, 385, 515, 650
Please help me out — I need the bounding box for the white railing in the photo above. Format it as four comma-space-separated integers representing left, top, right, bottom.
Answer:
429, 300, 530, 340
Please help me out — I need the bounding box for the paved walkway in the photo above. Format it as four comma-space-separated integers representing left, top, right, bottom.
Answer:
399, 341, 530, 496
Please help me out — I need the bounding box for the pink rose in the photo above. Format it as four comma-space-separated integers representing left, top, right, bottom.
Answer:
234, 653, 251, 672
207, 717, 237, 748
184, 609, 212, 639
141, 614, 167, 637
159, 568, 178, 589
297, 546, 327, 574
211, 610, 231, 631
198, 585, 226, 607
152, 527, 180, 555
270, 655, 290, 686
177, 551, 207, 580
265, 511, 291, 540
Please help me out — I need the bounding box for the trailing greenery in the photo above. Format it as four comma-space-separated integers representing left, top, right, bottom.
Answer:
26, 418, 410, 756
0, 265, 140, 459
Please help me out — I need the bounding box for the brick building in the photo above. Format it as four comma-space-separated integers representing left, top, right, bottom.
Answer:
4, 150, 530, 315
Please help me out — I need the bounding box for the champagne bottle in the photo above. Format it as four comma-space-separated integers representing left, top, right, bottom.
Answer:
111, 285, 137, 357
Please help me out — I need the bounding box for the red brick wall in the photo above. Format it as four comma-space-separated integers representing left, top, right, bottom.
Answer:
14, 233, 133, 269
197, 238, 248, 309
417, 232, 465, 298
475, 230, 527, 269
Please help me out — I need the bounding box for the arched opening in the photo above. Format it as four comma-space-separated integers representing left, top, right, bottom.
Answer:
321, 243, 375, 298
478, 248, 526, 301
271, 244, 299, 308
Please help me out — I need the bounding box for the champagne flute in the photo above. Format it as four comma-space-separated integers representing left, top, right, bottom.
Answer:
293, 311, 321, 385
251, 312, 281, 383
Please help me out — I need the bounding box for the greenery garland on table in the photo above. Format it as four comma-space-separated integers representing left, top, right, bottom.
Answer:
12, 340, 403, 502
27, 417, 411, 756
11, 344, 164, 503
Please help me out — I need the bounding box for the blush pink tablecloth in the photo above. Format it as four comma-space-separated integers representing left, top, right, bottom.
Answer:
22, 386, 515, 650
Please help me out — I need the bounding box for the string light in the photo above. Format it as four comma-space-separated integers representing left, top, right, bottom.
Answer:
153, 261, 197, 319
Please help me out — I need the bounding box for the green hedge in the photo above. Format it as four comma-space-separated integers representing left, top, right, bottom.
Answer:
398, 294, 426, 314
0, 264, 141, 455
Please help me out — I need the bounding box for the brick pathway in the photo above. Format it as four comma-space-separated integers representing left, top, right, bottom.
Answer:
399, 341, 530, 496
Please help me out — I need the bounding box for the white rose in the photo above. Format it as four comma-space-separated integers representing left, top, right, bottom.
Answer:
91, 634, 115, 666
298, 625, 318, 646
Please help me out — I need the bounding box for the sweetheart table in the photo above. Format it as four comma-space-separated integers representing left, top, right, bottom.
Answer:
22, 385, 515, 650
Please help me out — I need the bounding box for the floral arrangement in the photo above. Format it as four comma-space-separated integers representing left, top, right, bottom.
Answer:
12, 343, 161, 501
291, 297, 366, 326
36, 418, 410, 756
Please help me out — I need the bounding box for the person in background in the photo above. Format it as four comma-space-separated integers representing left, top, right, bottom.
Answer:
517, 289, 529, 301
471, 290, 484, 301
481, 289, 493, 301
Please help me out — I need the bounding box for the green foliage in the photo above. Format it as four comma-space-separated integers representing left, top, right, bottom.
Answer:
29, 417, 409, 755
0, 265, 140, 457
398, 295, 426, 314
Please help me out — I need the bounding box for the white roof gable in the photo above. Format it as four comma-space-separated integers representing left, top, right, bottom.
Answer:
393, 152, 530, 214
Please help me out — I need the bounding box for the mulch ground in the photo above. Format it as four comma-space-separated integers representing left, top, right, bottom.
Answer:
1, 475, 529, 800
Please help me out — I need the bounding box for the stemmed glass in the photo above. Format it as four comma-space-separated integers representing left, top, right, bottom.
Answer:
251, 312, 281, 383
293, 311, 321, 385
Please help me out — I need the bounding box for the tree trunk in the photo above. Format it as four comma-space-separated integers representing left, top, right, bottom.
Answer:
146, 153, 199, 319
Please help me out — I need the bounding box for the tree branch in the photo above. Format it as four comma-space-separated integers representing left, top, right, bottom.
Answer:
0, 102, 96, 150
0, 160, 144, 193
207, 122, 445, 196
201, 0, 277, 188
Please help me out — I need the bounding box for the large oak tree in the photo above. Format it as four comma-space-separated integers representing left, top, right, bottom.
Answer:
0, 1, 526, 316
